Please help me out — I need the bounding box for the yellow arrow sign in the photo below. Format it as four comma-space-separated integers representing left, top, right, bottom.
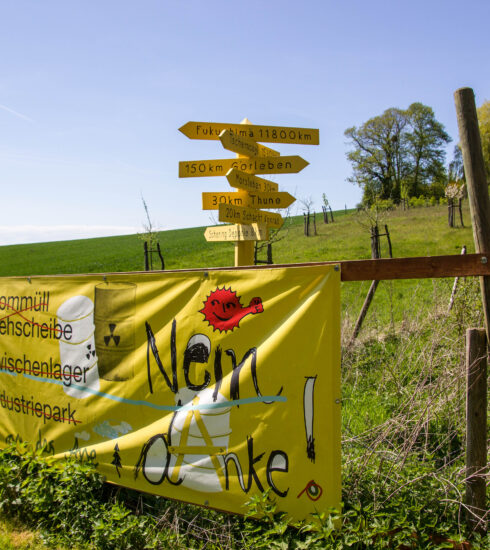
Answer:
203, 191, 295, 210
219, 130, 279, 157
226, 168, 278, 192
179, 156, 308, 178
218, 204, 283, 228
202, 192, 248, 210
179, 121, 320, 145
204, 223, 269, 242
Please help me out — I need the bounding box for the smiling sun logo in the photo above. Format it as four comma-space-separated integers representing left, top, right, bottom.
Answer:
199, 287, 264, 333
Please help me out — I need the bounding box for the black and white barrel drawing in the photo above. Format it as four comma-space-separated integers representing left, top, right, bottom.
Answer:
56, 295, 100, 399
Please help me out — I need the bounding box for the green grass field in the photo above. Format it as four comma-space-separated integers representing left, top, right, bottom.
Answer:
0, 204, 473, 277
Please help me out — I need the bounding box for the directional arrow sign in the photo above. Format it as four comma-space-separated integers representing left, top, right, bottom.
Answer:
203, 191, 295, 210
218, 204, 283, 228
179, 121, 320, 145
204, 223, 269, 242
179, 156, 308, 178
219, 130, 279, 157
202, 192, 249, 210
226, 168, 278, 192
246, 191, 296, 209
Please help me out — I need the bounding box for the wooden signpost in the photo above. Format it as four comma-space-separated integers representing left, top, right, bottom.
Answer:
202, 191, 296, 210
179, 121, 320, 145
204, 223, 269, 242
218, 203, 284, 228
219, 129, 280, 157
226, 168, 279, 192
179, 118, 319, 266
178, 155, 309, 178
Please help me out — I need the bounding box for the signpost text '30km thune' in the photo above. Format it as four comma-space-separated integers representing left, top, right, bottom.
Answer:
179, 119, 319, 266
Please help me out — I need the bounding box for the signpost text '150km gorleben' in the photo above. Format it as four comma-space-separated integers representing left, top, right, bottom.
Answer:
178, 156, 309, 178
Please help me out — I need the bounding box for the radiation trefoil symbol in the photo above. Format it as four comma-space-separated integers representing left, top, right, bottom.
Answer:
199, 287, 263, 333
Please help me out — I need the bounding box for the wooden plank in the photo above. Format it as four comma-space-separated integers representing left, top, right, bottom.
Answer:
455, 87, 490, 342
465, 328, 488, 535
219, 129, 280, 157
339, 254, 490, 281
178, 155, 308, 177
179, 121, 319, 145
6, 254, 490, 281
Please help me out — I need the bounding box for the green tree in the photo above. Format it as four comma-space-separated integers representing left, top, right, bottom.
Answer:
448, 144, 464, 183
345, 107, 408, 204
404, 102, 451, 196
345, 103, 451, 205
477, 99, 490, 180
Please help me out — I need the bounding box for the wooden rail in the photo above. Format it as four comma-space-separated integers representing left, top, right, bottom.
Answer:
13, 253, 490, 282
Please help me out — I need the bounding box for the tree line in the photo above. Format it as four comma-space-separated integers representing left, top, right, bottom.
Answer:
345, 100, 489, 206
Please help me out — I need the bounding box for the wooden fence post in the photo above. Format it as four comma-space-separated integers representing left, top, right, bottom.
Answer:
448, 198, 454, 227
459, 198, 465, 227
384, 225, 393, 258
465, 328, 487, 535
267, 243, 273, 264
156, 243, 165, 270
144, 241, 149, 271
351, 226, 381, 342
448, 245, 467, 312
454, 87, 490, 341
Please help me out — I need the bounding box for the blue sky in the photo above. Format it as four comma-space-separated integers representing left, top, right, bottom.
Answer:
1, 0, 488, 245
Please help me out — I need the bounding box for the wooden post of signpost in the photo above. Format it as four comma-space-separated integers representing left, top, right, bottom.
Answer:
454, 87, 489, 536
234, 118, 255, 266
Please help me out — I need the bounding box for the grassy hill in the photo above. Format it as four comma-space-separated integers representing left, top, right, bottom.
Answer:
0, 204, 473, 277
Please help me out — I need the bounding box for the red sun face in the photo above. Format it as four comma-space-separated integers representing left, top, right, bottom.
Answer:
199, 287, 263, 333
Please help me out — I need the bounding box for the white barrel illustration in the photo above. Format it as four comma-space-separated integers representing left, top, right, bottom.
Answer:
57, 295, 100, 399
169, 387, 231, 493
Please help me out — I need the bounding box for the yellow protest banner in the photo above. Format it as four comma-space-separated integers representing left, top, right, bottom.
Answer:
0, 266, 340, 521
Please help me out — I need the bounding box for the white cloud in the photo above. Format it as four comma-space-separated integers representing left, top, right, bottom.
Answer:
0, 225, 139, 246
0, 103, 34, 123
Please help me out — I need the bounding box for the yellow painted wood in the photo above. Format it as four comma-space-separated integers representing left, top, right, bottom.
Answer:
203, 191, 295, 210
219, 203, 283, 228
179, 155, 308, 177
234, 239, 254, 266
204, 223, 269, 242
226, 168, 278, 192
219, 129, 280, 157
179, 121, 320, 145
